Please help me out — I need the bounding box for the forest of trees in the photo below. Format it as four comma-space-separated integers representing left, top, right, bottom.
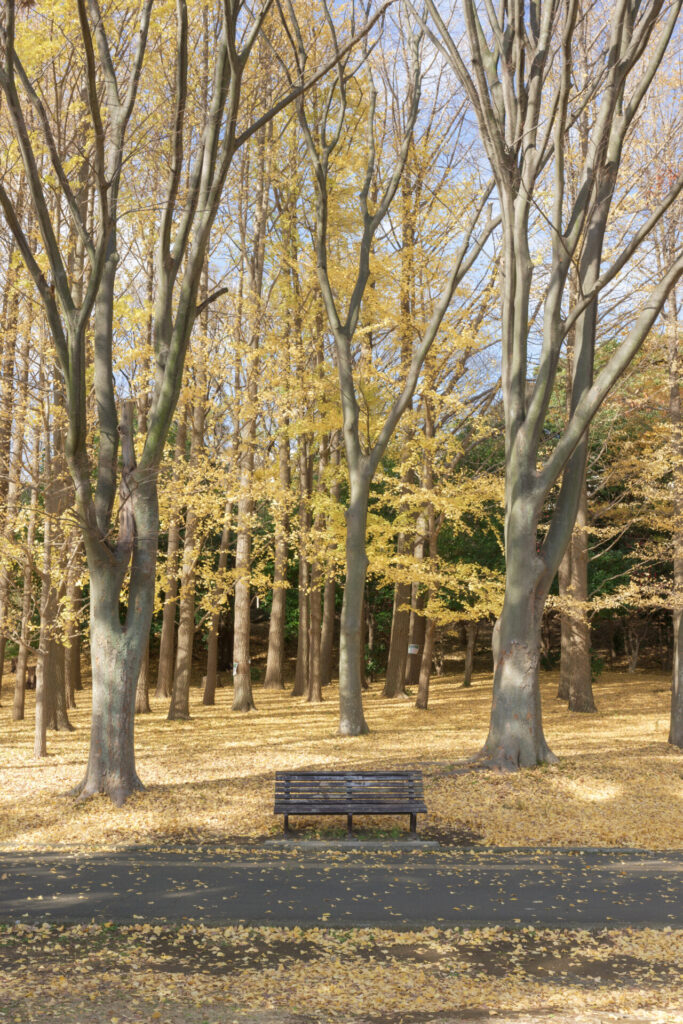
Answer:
0, 0, 680, 802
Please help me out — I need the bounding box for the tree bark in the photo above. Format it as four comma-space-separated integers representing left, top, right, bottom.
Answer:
156, 415, 187, 698
479, 505, 557, 768
13, 419, 40, 721
463, 621, 479, 688
667, 291, 682, 745
264, 435, 290, 689
135, 640, 151, 714
338, 472, 370, 734
232, 493, 255, 712
384, 563, 411, 697
566, 479, 596, 712
203, 501, 231, 705
415, 614, 435, 710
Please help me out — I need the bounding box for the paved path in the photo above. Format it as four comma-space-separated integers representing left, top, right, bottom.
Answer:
1, 845, 681, 928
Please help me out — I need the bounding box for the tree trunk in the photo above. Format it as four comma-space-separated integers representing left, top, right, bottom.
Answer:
406, 592, 426, 689
479, 516, 557, 768
463, 621, 479, 688
167, 509, 200, 720
65, 575, 82, 706
567, 479, 596, 712
135, 640, 151, 714
320, 577, 336, 686
338, 473, 370, 735
415, 614, 435, 710
557, 547, 571, 700
76, 567, 145, 803
232, 492, 255, 712
156, 415, 187, 698
203, 501, 231, 706
264, 436, 290, 689
668, 298, 682, 746
384, 571, 411, 697
13, 421, 40, 722
320, 439, 341, 687
307, 562, 323, 702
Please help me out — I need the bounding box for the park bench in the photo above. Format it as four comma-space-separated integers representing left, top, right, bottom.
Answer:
274, 769, 427, 835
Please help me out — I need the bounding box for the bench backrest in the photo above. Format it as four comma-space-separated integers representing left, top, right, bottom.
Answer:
274, 770, 426, 812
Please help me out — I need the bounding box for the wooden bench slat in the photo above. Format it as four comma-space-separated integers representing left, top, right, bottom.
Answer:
274, 769, 427, 835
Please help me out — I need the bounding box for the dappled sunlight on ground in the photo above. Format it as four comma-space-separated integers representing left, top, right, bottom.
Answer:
0, 669, 681, 851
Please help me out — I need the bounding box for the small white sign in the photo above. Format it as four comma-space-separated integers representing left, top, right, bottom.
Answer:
408, 644, 420, 655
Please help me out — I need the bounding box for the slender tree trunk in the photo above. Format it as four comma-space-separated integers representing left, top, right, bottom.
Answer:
338, 472, 370, 735
406, 592, 427, 689
136, 641, 151, 714
65, 564, 82, 706
463, 621, 479, 688
156, 416, 187, 698
557, 548, 571, 700
320, 578, 336, 686
668, 304, 682, 745
320, 440, 341, 686
384, 553, 411, 697
203, 501, 231, 706
415, 614, 435, 710
293, 438, 312, 697
307, 562, 322, 702
264, 435, 290, 689
167, 505, 200, 719
567, 479, 596, 712
232, 493, 255, 712
13, 420, 40, 721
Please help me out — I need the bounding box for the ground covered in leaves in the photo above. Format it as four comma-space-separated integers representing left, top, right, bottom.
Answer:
0, 670, 682, 851
0, 921, 681, 1023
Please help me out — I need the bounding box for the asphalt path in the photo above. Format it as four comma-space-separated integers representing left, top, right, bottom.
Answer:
1, 845, 681, 929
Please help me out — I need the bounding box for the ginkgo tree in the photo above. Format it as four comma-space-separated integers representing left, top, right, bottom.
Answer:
420, 0, 683, 768
0, 0, 379, 802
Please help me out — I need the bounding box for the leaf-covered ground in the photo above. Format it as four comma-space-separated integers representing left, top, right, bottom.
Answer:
0, 921, 681, 1023
0, 670, 682, 851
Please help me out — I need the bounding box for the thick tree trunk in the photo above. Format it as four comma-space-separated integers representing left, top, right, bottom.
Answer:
264, 437, 290, 690
338, 474, 370, 735
203, 502, 231, 706
76, 574, 145, 803
73, 472, 157, 804
463, 621, 479, 688
479, 521, 557, 768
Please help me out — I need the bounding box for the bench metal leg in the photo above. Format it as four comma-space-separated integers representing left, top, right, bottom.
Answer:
284, 814, 290, 835
410, 813, 417, 834
347, 814, 353, 835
